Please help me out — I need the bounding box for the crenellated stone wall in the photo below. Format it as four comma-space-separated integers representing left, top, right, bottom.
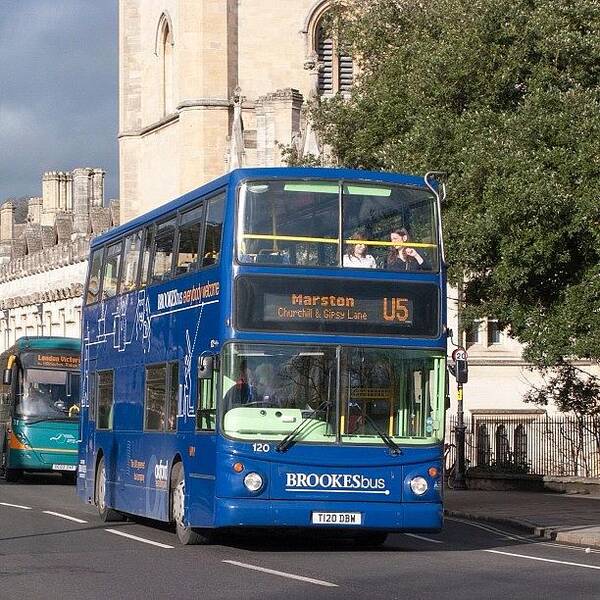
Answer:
0, 167, 117, 354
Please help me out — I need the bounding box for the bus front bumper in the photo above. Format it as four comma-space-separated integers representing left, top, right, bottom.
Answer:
8, 448, 78, 472
211, 498, 443, 532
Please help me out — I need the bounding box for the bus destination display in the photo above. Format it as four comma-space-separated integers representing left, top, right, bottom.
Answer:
23, 353, 81, 370
264, 292, 413, 327
236, 276, 439, 337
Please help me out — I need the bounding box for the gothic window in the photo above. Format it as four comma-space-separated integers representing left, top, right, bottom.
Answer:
315, 17, 353, 96
157, 14, 174, 116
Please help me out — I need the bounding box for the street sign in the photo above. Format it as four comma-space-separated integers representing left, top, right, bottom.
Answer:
452, 347, 468, 361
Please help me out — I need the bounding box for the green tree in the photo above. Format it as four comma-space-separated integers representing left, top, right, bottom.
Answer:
305, 0, 600, 408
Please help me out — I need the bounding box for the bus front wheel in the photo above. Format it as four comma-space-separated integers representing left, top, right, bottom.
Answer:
171, 463, 212, 545
95, 457, 123, 522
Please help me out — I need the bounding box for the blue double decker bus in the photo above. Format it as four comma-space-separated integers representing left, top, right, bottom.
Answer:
77, 167, 447, 545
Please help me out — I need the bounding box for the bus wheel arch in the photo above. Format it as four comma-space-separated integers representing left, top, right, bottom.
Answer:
169, 460, 212, 545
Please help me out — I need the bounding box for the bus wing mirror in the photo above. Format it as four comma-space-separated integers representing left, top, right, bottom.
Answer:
3, 369, 11, 386
198, 355, 217, 380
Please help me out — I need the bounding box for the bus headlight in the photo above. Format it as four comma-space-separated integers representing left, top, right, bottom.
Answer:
410, 476, 428, 496
243, 472, 264, 493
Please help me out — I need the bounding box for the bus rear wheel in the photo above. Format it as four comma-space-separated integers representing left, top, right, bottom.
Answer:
95, 457, 123, 522
4, 468, 22, 482
171, 463, 212, 545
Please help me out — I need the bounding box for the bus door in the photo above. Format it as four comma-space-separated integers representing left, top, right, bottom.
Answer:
188, 355, 218, 525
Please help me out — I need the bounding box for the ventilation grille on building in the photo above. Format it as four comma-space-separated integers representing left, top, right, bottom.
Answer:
318, 35, 334, 95
339, 52, 353, 92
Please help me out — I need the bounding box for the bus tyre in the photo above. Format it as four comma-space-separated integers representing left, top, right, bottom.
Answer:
354, 531, 388, 547
171, 463, 211, 545
4, 468, 22, 483
95, 457, 123, 522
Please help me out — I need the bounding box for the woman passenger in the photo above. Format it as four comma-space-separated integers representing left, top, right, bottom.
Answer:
343, 232, 377, 269
385, 228, 428, 271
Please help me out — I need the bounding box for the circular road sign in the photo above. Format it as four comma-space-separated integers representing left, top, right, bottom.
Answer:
452, 347, 468, 361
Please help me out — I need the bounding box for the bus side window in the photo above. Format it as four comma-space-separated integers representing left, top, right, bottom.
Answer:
144, 363, 166, 431
102, 241, 123, 300
120, 230, 143, 293
85, 248, 104, 305
150, 217, 177, 283
196, 372, 217, 431
175, 205, 204, 276
166, 362, 179, 432
139, 226, 154, 287
96, 371, 114, 430
202, 193, 225, 267
88, 372, 97, 422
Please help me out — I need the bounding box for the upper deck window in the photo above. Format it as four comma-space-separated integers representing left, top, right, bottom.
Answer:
121, 230, 143, 293
102, 241, 123, 300
150, 217, 176, 283
202, 193, 225, 267
86, 248, 104, 305
175, 205, 204, 276
237, 180, 439, 271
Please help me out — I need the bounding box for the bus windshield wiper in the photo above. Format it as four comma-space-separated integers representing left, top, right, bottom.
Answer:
276, 400, 331, 453
361, 413, 402, 456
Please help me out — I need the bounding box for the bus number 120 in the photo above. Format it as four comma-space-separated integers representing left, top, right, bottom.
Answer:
252, 443, 271, 453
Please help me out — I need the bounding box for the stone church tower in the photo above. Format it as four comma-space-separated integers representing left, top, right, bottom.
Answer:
119, 0, 348, 222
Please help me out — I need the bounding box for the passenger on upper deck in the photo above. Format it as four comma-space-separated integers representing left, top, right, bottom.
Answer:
342, 232, 377, 269
385, 228, 429, 272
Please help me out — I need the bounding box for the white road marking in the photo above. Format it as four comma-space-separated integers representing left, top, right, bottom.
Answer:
484, 549, 600, 570
223, 560, 338, 587
43, 510, 87, 524
404, 533, 443, 544
543, 494, 600, 501
448, 516, 600, 553
0, 502, 32, 510
447, 517, 520, 541
105, 529, 174, 549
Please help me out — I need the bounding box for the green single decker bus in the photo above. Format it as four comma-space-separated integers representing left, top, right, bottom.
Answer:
0, 337, 81, 482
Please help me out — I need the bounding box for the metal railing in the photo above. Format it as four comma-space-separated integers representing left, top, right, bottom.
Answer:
446, 414, 600, 478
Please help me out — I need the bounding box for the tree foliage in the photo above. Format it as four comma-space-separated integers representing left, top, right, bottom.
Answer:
309, 0, 600, 376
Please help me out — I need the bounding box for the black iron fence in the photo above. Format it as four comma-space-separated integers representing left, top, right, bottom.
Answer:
446, 414, 600, 478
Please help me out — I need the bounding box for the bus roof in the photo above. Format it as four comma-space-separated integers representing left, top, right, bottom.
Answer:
10, 337, 81, 353
92, 166, 432, 248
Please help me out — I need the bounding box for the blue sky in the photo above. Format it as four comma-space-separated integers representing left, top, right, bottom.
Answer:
0, 0, 118, 202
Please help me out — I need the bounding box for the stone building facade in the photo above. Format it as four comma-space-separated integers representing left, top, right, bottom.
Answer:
119, 0, 600, 420
119, 0, 338, 222
119, 1, 525, 411
0, 169, 118, 352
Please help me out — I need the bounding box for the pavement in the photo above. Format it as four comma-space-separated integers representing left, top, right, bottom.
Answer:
445, 489, 600, 549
